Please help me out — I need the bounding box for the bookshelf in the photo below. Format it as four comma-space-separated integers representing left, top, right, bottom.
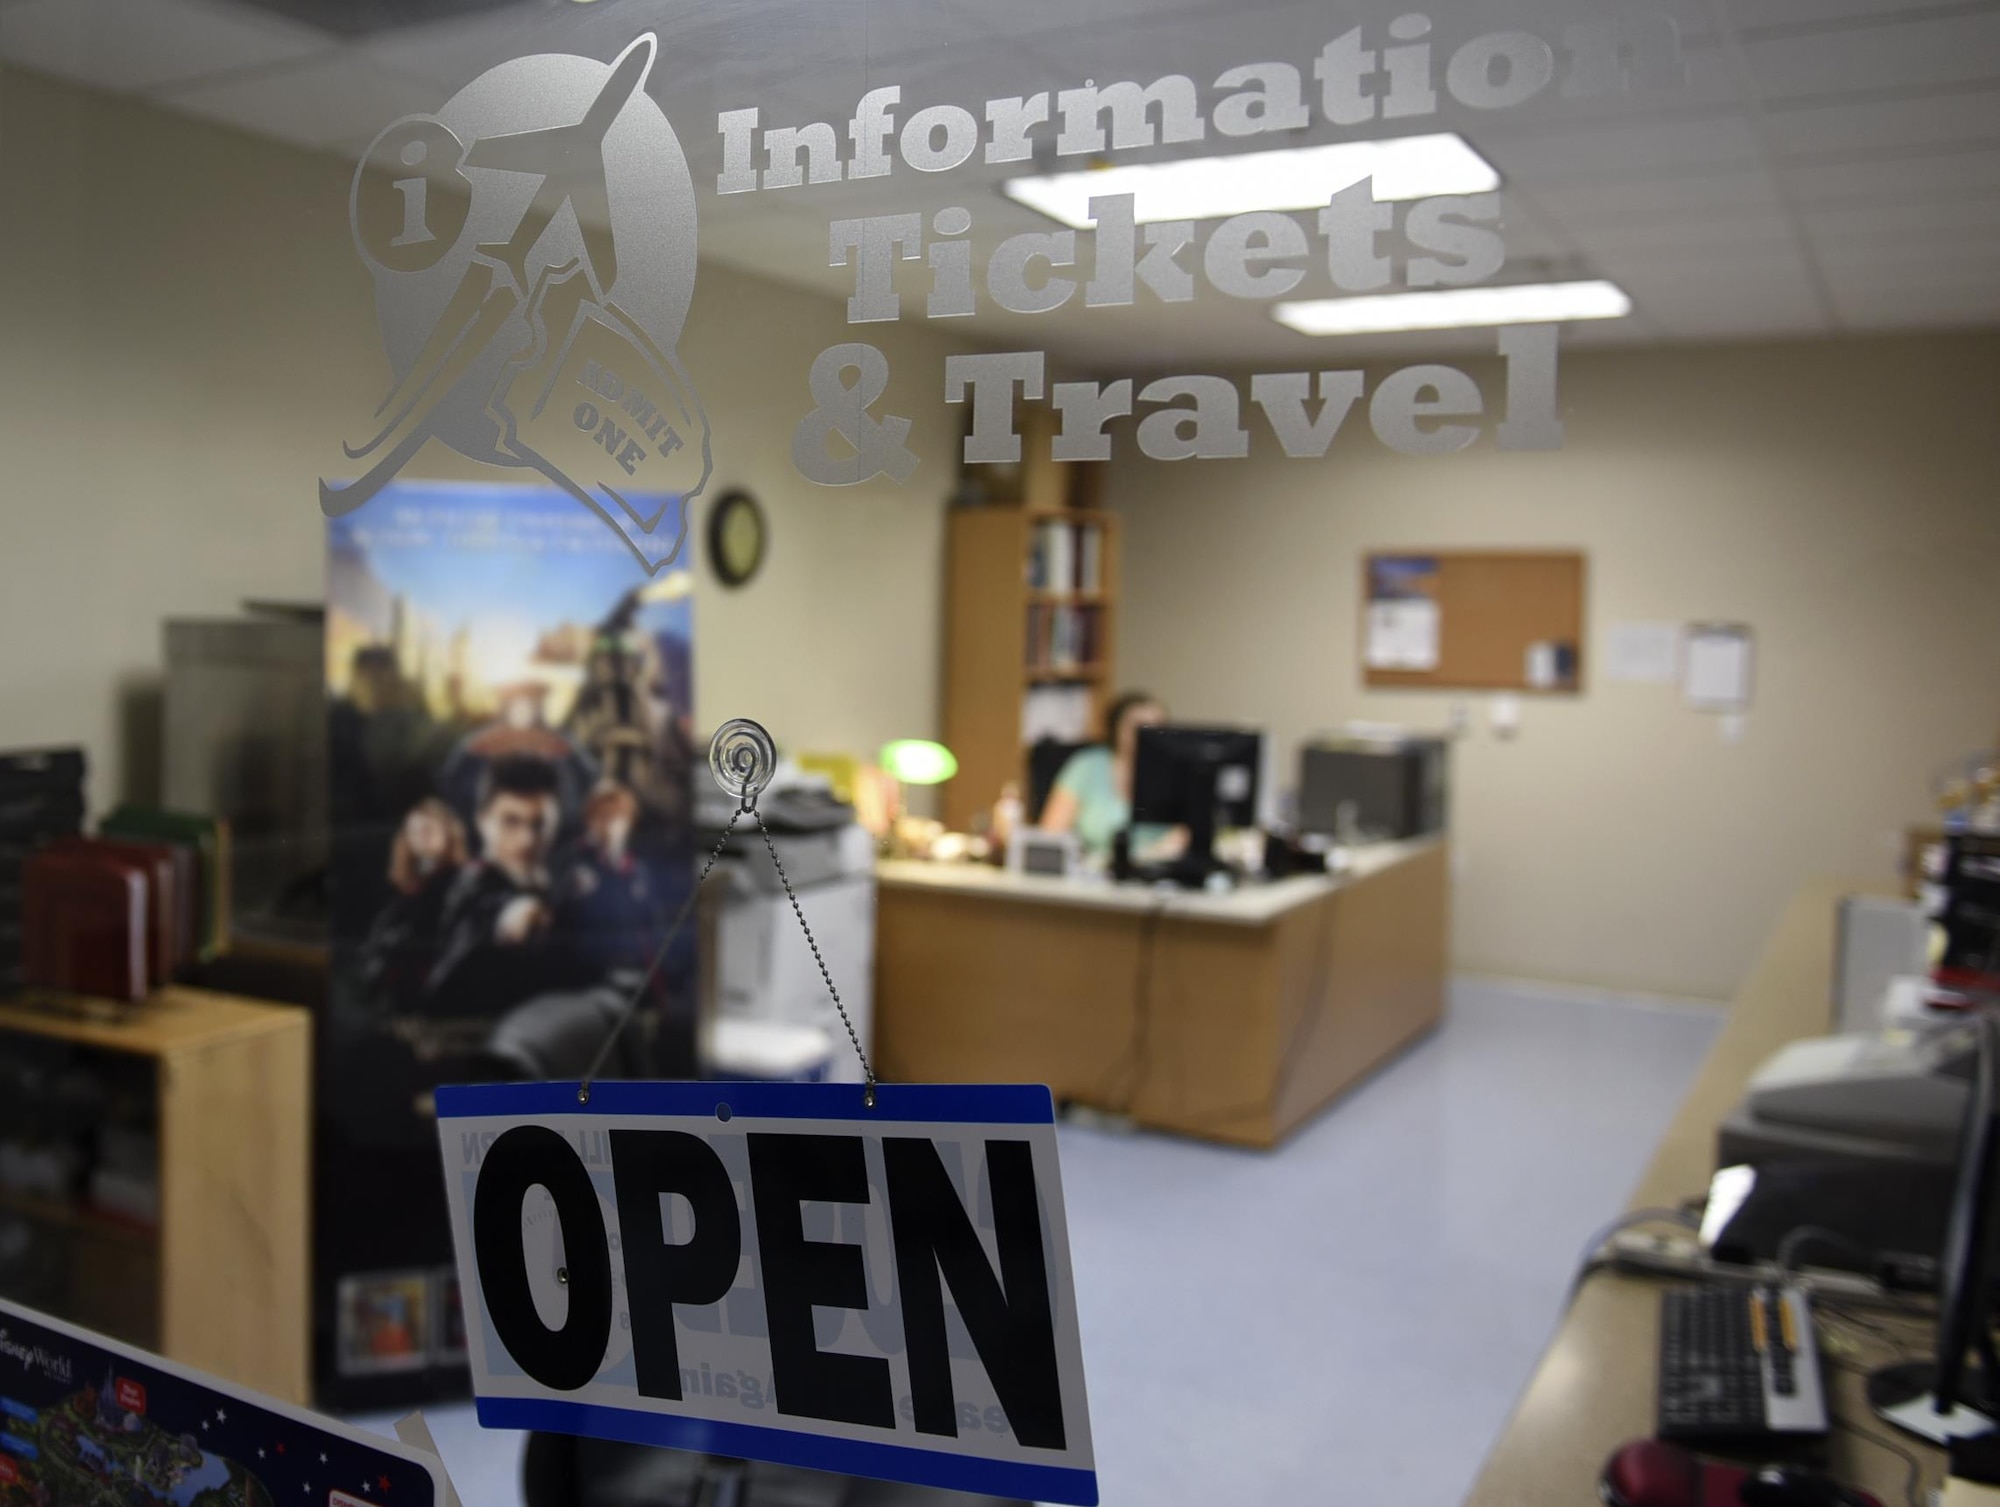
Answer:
0, 987, 310, 1403
942, 502, 1121, 832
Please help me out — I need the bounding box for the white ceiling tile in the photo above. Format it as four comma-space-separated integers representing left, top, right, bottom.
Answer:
1464, 42, 1746, 131
1586, 232, 1808, 272
1787, 146, 2000, 204
0, 0, 331, 91
1481, 115, 1763, 184
1840, 280, 2000, 305
1596, 247, 1812, 285
1571, 210, 1801, 257
1805, 193, 2000, 242
1817, 234, 2000, 272
1765, 87, 2000, 161
1833, 288, 2000, 330
1531, 167, 1781, 226
158, 51, 446, 149
1655, 307, 1830, 340
353, 8, 575, 90
1732, 0, 1986, 31
1741, 13, 2000, 99
1623, 268, 1829, 336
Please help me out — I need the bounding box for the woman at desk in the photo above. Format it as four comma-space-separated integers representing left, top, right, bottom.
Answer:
1039, 690, 1181, 863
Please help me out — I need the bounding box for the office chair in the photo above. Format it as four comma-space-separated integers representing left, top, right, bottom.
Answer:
481, 985, 647, 1080
1026, 738, 1093, 825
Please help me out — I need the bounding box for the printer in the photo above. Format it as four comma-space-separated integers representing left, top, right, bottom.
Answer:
696, 776, 876, 1085
1717, 1025, 1977, 1170
1710, 1023, 1980, 1269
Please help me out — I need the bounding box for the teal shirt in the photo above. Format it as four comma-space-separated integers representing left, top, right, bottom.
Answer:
1051, 748, 1171, 858
1052, 746, 1126, 856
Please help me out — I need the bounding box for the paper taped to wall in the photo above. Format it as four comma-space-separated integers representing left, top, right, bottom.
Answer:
1684, 625, 1754, 710
1605, 621, 1681, 685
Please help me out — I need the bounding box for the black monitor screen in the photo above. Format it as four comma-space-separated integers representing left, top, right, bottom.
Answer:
1935, 1014, 2000, 1415
1131, 725, 1262, 830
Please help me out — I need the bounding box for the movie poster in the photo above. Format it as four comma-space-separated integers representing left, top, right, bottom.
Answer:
318, 480, 694, 1408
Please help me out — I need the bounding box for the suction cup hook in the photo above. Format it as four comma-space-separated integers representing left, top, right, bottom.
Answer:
710, 718, 777, 810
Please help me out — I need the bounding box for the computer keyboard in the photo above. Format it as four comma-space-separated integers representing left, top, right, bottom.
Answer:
1657, 1282, 1830, 1442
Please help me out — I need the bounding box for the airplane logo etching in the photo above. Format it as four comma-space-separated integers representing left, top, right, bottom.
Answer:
327, 34, 710, 572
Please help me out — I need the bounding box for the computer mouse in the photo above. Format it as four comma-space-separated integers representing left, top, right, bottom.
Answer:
1601, 1439, 1705, 1507
1738, 1467, 1881, 1507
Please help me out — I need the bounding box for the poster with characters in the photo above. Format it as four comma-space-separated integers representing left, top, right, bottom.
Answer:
318, 479, 694, 1409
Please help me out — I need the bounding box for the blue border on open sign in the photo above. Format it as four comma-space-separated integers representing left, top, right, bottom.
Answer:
434, 1080, 1056, 1124
476, 1397, 1099, 1505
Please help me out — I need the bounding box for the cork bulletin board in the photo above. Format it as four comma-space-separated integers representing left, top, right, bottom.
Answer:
1362, 550, 1586, 693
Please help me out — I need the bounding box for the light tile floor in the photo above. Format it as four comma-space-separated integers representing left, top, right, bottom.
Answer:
354, 978, 1722, 1506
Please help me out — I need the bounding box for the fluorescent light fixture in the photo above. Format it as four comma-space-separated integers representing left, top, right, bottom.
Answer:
1274, 280, 1633, 336
1004, 133, 1498, 228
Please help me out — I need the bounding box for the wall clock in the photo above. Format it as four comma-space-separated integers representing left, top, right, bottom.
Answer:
708, 489, 766, 588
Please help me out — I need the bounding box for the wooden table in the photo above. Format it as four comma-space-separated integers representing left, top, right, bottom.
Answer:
873, 838, 1448, 1148
0, 987, 311, 1403
1465, 880, 1947, 1506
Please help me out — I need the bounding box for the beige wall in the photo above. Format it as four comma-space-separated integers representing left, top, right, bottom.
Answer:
1107, 334, 2000, 1000
0, 65, 971, 807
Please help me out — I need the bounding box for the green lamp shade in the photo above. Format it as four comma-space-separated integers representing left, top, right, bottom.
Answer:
880, 739, 958, 785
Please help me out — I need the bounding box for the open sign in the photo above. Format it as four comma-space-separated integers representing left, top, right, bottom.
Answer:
434, 1081, 1097, 1504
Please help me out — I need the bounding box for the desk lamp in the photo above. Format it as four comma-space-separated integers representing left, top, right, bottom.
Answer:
878, 740, 958, 859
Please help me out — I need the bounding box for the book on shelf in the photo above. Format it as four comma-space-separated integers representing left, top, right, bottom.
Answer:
1025, 603, 1101, 672
1021, 684, 1094, 744
1026, 517, 1109, 594
1026, 519, 1067, 591
0, 746, 86, 995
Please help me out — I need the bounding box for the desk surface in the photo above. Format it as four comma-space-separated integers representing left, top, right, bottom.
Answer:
1466, 879, 1945, 1505
876, 836, 1441, 927
0, 985, 303, 1056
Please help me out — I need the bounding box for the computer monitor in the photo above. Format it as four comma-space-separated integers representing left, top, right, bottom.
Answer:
1869, 1013, 2000, 1443
1128, 724, 1262, 886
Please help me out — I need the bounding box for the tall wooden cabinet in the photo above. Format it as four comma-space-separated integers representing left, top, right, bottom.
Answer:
941, 504, 1121, 832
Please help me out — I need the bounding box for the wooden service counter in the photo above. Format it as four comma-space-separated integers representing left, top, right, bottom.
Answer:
1465, 880, 1947, 1506
873, 837, 1448, 1148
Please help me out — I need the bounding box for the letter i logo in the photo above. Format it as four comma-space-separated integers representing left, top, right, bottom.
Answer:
329, 35, 714, 574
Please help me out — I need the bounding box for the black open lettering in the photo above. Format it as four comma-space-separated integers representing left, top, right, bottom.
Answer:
746, 1133, 893, 1429
471, 1126, 612, 1392
610, 1129, 741, 1401
883, 1138, 1065, 1449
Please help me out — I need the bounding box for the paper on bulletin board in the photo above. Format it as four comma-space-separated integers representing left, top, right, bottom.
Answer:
1364, 554, 1441, 670
1365, 600, 1440, 670
1684, 625, 1754, 710
1605, 621, 1682, 685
